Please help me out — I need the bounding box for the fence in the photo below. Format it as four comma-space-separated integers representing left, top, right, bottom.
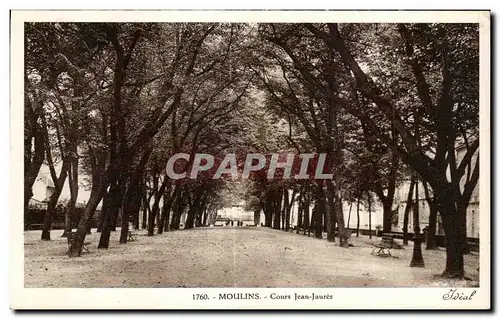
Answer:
25, 206, 100, 231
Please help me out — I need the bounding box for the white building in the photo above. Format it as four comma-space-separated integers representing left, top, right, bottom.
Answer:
29, 169, 55, 209
216, 202, 254, 225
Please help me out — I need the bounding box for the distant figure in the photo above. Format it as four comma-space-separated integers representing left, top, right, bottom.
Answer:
231, 220, 234, 227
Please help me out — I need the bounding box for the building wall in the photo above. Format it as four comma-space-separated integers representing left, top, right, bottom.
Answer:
218, 206, 253, 222
31, 171, 54, 202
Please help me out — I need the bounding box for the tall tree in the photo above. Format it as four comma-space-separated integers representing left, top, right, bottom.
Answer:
284, 22, 479, 278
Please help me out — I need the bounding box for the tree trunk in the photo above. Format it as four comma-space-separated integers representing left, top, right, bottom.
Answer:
325, 75, 348, 246
68, 149, 106, 257
356, 197, 360, 237
156, 207, 161, 228
264, 206, 272, 227
24, 95, 46, 230
62, 198, 76, 237
97, 191, 107, 233
40, 190, 63, 241
254, 209, 261, 226
207, 210, 217, 226
433, 182, 466, 278
147, 194, 160, 234
98, 176, 126, 249
283, 189, 291, 231
309, 205, 314, 237
296, 192, 303, 234
147, 171, 159, 234
171, 210, 181, 231
440, 211, 465, 277
62, 192, 76, 237
382, 151, 399, 234
185, 189, 203, 229
303, 195, 310, 236
68, 184, 105, 257
131, 183, 141, 230
69, 99, 108, 255
285, 194, 290, 231
195, 211, 202, 228
381, 200, 392, 235
347, 202, 353, 229
62, 154, 79, 237
170, 192, 186, 231
185, 204, 196, 229
24, 150, 45, 217
98, 187, 117, 249
141, 191, 148, 229
329, 180, 348, 247
313, 199, 323, 239
163, 207, 171, 232
121, 185, 143, 242
41, 160, 70, 241
403, 178, 416, 245
119, 158, 146, 244
202, 208, 208, 226
119, 201, 130, 244
281, 195, 286, 230
402, 209, 410, 245
322, 186, 335, 242
196, 192, 209, 228
264, 197, 273, 227
273, 190, 282, 230
158, 187, 179, 234
148, 175, 169, 235
368, 193, 372, 239
194, 193, 207, 228
99, 27, 131, 246
110, 207, 119, 231
86, 219, 92, 235
170, 208, 180, 230
423, 181, 438, 250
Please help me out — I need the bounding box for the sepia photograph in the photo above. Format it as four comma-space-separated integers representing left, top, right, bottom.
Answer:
10, 10, 490, 310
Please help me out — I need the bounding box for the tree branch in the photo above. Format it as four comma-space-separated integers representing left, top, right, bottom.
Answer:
397, 24, 434, 114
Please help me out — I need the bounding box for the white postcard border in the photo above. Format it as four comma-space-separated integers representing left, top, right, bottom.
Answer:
10, 10, 491, 310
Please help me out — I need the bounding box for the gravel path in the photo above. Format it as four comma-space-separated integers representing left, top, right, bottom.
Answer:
24, 227, 479, 288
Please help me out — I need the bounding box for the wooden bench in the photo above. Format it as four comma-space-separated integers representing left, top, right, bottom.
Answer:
67, 232, 92, 254
371, 234, 396, 258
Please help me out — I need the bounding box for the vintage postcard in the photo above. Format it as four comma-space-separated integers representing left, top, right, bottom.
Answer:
10, 10, 490, 310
